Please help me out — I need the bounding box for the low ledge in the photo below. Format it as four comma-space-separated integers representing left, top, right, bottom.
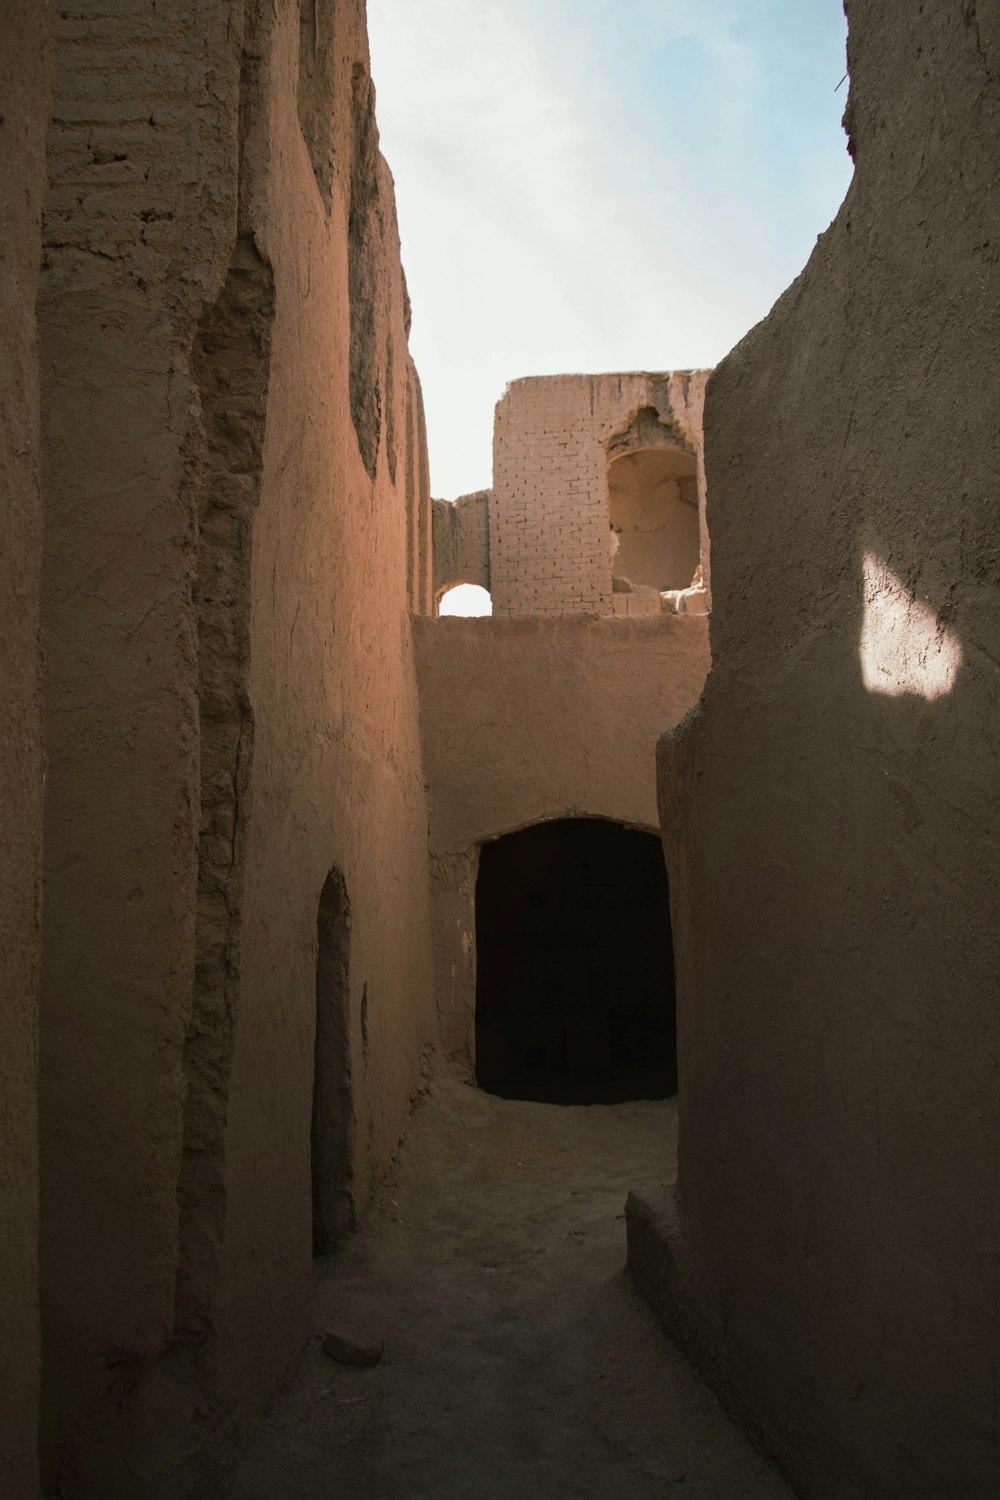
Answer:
625, 1186, 806, 1497
625, 1185, 685, 1327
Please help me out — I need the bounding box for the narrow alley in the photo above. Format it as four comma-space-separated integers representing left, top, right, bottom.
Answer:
220, 1075, 791, 1499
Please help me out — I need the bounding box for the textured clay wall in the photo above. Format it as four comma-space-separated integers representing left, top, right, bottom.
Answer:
432, 489, 491, 601
38, 2, 436, 1493
490, 372, 708, 617
39, 7, 246, 1486
0, 5, 50, 1494
414, 614, 709, 1058
629, 5, 1000, 1497
407, 373, 435, 615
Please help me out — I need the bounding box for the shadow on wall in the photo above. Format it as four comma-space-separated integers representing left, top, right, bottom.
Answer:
475, 818, 676, 1105
312, 868, 353, 1253
642, 505, 1000, 1499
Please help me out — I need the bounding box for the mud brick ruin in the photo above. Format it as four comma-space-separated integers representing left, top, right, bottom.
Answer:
3, 2, 999, 1496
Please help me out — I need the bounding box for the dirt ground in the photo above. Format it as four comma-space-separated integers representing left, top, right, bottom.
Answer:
219, 1071, 792, 1499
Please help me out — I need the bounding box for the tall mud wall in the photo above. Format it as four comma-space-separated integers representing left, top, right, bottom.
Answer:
414, 613, 709, 1059
632, 5, 1000, 1497
0, 5, 51, 1494
38, 2, 436, 1493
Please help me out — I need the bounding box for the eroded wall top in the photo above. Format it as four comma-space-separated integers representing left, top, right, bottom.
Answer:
486, 371, 710, 618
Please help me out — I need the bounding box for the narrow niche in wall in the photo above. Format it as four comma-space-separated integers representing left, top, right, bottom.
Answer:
608, 442, 699, 594
312, 868, 354, 1252
297, 0, 337, 210
348, 61, 384, 479
174, 232, 274, 1339
438, 583, 493, 617
475, 819, 677, 1105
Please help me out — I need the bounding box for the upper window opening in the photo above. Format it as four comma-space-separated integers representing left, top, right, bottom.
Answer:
608, 446, 699, 593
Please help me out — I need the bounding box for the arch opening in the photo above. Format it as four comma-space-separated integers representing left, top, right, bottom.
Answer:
475, 819, 677, 1105
311, 867, 354, 1252
608, 445, 699, 594
438, 582, 493, 617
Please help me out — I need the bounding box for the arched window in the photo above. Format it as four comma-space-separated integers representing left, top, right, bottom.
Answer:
608, 446, 699, 593
437, 582, 493, 617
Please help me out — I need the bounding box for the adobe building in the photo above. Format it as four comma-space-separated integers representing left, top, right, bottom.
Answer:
418, 371, 710, 1077
626, 6, 1000, 1500
29, 1, 438, 1492
1, 7, 50, 1496
2, 1, 999, 1497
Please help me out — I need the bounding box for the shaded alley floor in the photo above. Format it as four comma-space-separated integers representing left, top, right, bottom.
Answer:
221, 1073, 792, 1499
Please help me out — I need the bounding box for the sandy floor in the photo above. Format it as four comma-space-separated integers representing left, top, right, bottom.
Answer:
220, 1072, 791, 1499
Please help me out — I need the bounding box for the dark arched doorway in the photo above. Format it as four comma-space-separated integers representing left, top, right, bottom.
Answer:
474, 819, 676, 1104
311, 867, 354, 1252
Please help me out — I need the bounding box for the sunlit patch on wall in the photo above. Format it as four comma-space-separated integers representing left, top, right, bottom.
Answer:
859, 552, 961, 700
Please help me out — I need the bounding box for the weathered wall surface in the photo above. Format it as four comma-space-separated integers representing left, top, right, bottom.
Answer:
414, 614, 709, 1057
630, 5, 1000, 1498
432, 489, 491, 601
0, 5, 51, 1494
407, 371, 435, 615
490, 372, 708, 617
38, 1, 436, 1493
215, 5, 437, 1452
39, 7, 245, 1487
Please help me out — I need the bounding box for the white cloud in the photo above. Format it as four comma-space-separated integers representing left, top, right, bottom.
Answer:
368, 0, 850, 498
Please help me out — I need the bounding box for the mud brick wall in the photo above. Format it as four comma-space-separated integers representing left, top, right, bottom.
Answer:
490, 372, 708, 617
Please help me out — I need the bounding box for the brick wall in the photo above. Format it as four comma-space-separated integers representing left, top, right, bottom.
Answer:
489, 372, 709, 618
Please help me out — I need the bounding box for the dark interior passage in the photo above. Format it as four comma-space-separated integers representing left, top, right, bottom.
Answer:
311, 867, 354, 1252
475, 819, 676, 1104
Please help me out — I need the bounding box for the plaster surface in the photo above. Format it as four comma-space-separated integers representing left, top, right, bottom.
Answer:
0, 4, 51, 1494
37, 2, 436, 1492
414, 613, 709, 1059
637, 4, 1000, 1496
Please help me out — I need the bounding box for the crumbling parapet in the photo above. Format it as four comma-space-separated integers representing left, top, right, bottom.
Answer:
431, 372, 712, 620
488, 371, 711, 618
432, 489, 491, 603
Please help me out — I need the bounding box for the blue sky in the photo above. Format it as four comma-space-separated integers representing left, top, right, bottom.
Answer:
368, 0, 852, 498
